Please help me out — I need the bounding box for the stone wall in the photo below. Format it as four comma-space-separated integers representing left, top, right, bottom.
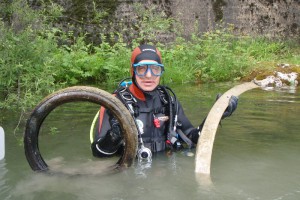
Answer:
26, 0, 300, 43
168, 0, 300, 38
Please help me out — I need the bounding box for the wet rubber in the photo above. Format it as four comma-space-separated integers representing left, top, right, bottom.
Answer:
24, 86, 138, 172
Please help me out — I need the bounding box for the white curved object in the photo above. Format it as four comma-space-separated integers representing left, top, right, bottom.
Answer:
0, 126, 4, 160
195, 82, 259, 174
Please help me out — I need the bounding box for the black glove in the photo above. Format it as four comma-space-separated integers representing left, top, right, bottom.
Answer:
101, 117, 123, 150
185, 116, 206, 145
216, 94, 238, 119
187, 128, 201, 144
91, 116, 123, 157
186, 95, 238, 146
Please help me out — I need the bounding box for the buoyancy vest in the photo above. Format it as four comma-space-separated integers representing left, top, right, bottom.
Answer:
94, 81, 195, 156
115, 85, 173, 152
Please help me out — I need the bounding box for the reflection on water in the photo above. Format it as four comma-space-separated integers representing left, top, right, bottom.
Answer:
1, 83, 300, 199
0, 161, 10, 200
44, 156, 118, 176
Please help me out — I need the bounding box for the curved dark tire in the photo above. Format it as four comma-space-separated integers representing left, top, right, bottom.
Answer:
24, 86, 138, 172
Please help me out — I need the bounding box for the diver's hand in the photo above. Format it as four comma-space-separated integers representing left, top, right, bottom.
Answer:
92, 128, 123, 157
188, 128, 201, 144
216, 94, 238, 119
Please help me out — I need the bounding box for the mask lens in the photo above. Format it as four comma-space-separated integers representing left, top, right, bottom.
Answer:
133, 63, 164, 77
135, 65, 148, 76
149, 65, 162, 76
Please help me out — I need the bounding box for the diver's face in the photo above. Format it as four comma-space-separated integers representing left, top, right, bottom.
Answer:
134, 60, 161, 92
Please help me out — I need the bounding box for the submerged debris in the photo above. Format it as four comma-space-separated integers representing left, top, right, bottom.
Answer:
242, 63, 300, 82
253, 71, 298, 88
244, 63, 300, 89
277, 63, 290, 68
253, 72, 298, 88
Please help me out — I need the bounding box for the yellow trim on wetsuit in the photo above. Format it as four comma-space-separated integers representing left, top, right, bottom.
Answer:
90, 111, 99, 144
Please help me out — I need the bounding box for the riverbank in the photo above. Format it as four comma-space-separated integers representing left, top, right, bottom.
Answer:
1, 1, 300, 113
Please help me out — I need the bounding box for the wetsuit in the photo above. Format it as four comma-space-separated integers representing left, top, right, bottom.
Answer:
91, 83, 200, 157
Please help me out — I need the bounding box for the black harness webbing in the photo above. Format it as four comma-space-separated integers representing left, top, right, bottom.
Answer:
115, 85, 193, 149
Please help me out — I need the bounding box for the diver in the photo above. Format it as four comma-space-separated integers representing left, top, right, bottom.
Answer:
91, 44, 238, 161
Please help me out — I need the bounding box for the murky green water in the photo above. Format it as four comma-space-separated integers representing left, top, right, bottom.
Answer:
1, 83, 300, 200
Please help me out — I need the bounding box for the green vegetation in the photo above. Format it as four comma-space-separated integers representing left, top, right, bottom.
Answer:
0, 0, 299, 116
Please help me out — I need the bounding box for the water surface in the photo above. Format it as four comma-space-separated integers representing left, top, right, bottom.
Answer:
1, 82, 299, 200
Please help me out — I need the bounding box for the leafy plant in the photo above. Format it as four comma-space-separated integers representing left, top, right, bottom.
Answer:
0, 0, 300, 118
0, 0, 64, 113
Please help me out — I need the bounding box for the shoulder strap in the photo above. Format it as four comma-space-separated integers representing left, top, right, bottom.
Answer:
157, 86, 169, 105
115, 87, 138, 116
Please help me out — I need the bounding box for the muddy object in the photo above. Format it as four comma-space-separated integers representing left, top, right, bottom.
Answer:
195, 82, 259, 174
24, 86, 138, 172
0, 126, 4, 160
